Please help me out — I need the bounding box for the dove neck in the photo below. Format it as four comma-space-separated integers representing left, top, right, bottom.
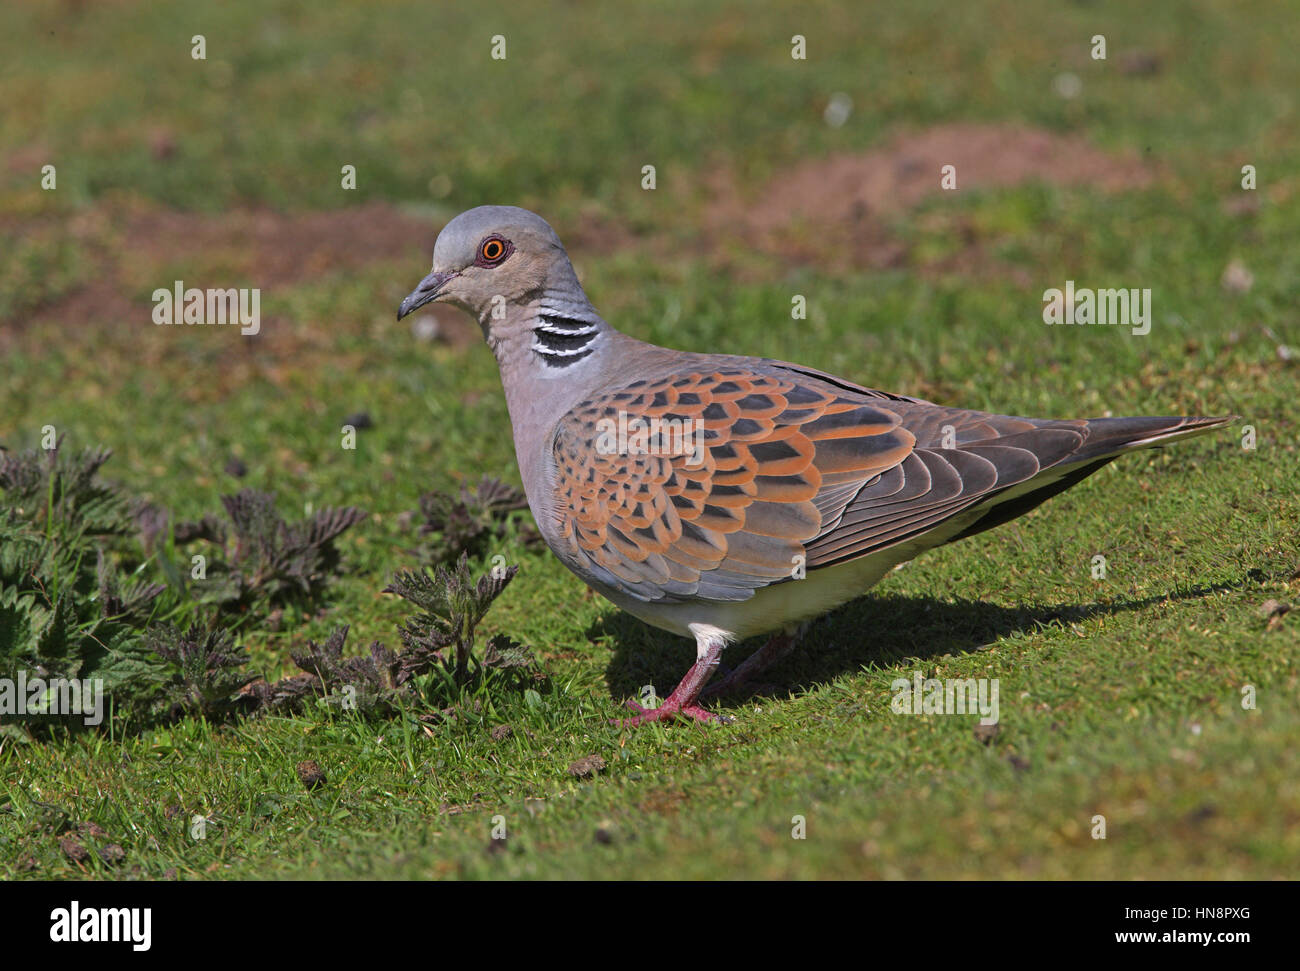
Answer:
482, 286, 610, 372
493, 298, 649, 507
525, 287, 609, 367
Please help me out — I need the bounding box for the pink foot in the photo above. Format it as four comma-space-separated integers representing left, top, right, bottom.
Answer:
609, 634, 733, 728
613, 697, 721, 727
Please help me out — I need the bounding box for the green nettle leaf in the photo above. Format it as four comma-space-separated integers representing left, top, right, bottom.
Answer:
482, 634, 536, 671
144, 624, 256, 719
0, 588, 37, 676
173, 488, 366, 624
413, 476, 538, 566
384, 553, 521, 682
96, 548, 165, 624
0, 517, 41, 583
93, 624, 167, 688
34, 592, 79, 675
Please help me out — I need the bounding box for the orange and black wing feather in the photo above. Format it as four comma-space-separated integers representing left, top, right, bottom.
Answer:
551, 367, 912, 602
552, 359, 1226, 604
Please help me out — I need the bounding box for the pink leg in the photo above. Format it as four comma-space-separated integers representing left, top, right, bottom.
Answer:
701, 629, 800, 700
613, 635, 726, 727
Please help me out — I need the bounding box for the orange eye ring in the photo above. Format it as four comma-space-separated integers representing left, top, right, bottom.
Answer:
477, 236, 510, 266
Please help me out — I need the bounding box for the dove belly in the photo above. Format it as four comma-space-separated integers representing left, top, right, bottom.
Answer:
596, 544, 916, 642
587, 485, 1016, 641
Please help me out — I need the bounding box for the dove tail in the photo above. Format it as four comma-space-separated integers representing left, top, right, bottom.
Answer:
1071, 414, 1239, 463
947, 413, 1236, 543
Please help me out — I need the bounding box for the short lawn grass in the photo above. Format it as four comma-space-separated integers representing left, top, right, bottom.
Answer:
0, 0, 1296, 879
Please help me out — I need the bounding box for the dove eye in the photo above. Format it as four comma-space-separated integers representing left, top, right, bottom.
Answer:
476, 235, 511, 267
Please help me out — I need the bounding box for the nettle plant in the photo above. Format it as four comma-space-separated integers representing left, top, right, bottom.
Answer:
132, 624, 257, 723
244, 564, 538, 718
413, 475, 540, 566
229, 557, 536, 719
0, 440, 539, 737
386, 553, 533, 682
172, 488, 367, 625
0, 446, 170, 730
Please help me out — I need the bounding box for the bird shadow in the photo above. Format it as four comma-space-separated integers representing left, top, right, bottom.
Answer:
590, 572, 1261, 707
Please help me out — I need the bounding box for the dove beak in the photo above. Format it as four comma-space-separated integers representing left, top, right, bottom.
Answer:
397, 269, 458, 320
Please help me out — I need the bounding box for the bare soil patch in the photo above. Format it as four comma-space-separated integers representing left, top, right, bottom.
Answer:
2, 199, 481, 368
120, 202, 432, 288
6, 200, 437, 327
705, 122, 1154, 269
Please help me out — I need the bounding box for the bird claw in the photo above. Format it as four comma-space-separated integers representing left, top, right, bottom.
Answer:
612, 698, 728, 727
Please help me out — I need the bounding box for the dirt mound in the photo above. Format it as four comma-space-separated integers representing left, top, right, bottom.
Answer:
708, 123, 1153, 267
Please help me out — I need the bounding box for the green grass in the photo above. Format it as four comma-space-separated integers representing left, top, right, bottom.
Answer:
1, 0, 1297, 879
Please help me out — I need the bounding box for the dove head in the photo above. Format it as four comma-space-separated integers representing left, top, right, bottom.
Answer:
397, 206, 594, 338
